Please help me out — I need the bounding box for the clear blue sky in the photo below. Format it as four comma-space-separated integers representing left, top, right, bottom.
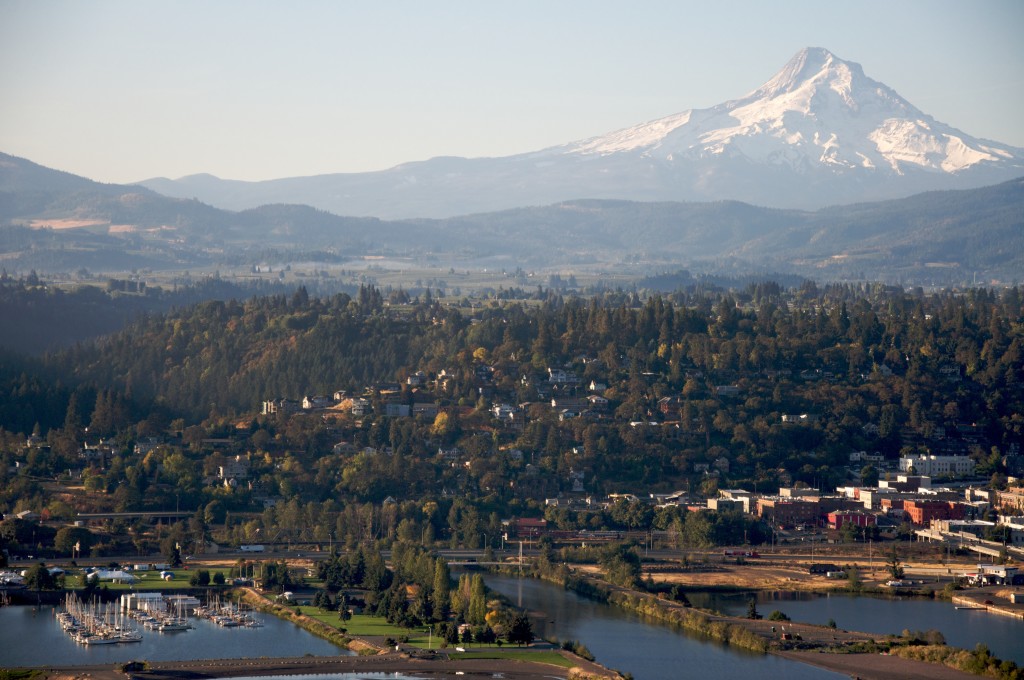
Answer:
1, 0, 1021, 184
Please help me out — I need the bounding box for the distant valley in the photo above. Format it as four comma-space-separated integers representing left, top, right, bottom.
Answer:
1, 149, 1021, 286
2, 48, 1023, 288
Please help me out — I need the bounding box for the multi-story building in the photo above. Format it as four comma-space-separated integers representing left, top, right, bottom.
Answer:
756, 497, 821, 527
827, 511, 877, 529
899, 454, 975, 477
903, 499, 966, 525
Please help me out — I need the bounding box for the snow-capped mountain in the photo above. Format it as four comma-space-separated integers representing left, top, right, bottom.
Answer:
558, 47, 1013, 176
139, 47, 1024, 218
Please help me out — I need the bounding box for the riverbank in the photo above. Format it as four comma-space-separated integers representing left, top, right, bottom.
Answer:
234, 586, 379, 654
777, 650, 980, 680
519, 564, 1024, 680
951, 588, 1024, 620
231, 586, 618, 679
34, 651, 606, 680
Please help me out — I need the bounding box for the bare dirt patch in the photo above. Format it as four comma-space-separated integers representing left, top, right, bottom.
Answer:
28, 218, 108, 230
777, 650, 980, 680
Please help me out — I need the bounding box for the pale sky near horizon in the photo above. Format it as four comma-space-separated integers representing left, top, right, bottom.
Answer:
1, 0, 1022, 184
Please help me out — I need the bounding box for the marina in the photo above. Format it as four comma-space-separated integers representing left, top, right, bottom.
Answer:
0, 600, 347, 667
58, 594, 144, 645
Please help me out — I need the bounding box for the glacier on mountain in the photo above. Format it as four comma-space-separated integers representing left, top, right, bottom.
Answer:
556, 47, 1013, 177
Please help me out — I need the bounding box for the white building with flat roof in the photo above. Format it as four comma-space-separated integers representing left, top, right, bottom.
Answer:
899, 454, 975, 477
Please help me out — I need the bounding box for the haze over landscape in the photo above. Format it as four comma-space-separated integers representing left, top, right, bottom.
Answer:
1, 1, 1022, 186
4, 6, 1024, 680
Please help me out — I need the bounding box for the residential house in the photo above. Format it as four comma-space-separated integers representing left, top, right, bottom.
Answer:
134, 437, 162, 456
551, 396, 587, 412
262, 398, 300, 415
302, 395, 333, 410
413, 402, 440, 418
492, 404, 518, 421
384, 403, 411, 417
849, 450, 886, 466
350, 398, 371, 417
658, 396, 683, 418
438, 447, 460, 462
548, 367, 580, 384
218, 455, 250, 481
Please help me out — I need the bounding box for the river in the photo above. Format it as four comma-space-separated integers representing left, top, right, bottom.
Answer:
482, 575, 845, 680
0, 604, 348, 667
687, 590, 1024, 665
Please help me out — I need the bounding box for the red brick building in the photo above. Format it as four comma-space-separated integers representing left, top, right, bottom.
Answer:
508, 517, 548, 538
903, 500, 965, 526
827, 511, 877, 530
756, 498, 821, 527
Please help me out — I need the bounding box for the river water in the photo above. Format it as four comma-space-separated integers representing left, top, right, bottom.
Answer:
687, 590, 1024, 665
0, 604, 348, 667
482, 575, 845, 680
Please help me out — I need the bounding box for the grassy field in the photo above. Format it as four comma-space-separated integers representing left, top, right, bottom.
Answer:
294, 606, 434, 645
67, 567, 233, 591
293, 606, 554, 655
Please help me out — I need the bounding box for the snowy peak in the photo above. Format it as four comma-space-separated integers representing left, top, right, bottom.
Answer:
755, 47, 860, 99
135, 47, 1024, 218
738, 46, 918, 120
558, 46, 1017, 178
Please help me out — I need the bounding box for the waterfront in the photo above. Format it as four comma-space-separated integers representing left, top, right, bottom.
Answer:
224, 676, 421, 680
482, 575, 845, 680
0, 604, 348, 667
687, 590, 1024, 665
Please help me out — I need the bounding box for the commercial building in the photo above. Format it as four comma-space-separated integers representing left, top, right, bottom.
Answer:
899, 454, 975, 477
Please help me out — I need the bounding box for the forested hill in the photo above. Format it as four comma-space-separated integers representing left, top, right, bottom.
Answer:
0, 274, 355, 355
17, 283, 1023, 435
1, 283, 1022, 513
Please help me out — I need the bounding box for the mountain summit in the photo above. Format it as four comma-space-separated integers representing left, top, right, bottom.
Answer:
559, 47, 1009, 177
139, 48, 1024, 218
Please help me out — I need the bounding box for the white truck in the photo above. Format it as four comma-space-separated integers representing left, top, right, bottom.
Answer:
239, 544, 265, 553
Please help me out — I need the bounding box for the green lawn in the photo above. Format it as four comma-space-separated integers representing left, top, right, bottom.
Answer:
292, 607, 570, 664
295, 606, 433, 644
68, 567, 232, 591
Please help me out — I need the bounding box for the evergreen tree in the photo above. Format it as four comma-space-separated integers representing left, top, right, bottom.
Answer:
507, 612, 533, 646
431, 558, 451, 621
